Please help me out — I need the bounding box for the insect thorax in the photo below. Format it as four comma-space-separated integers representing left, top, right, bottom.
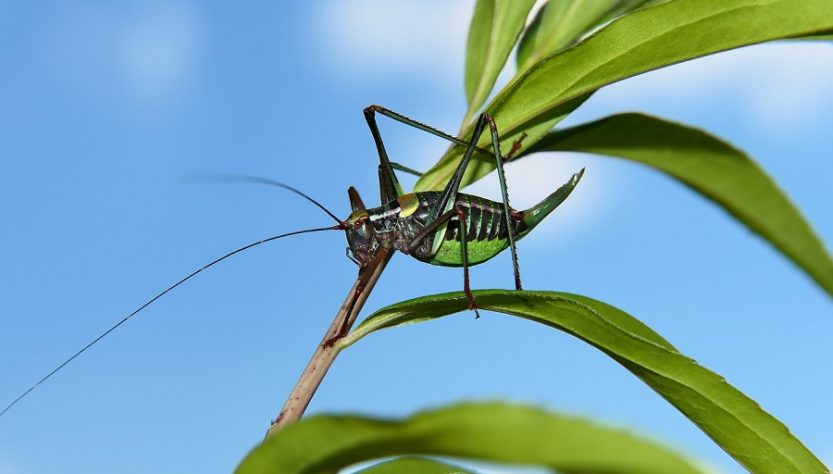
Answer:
366, 193, 434, 258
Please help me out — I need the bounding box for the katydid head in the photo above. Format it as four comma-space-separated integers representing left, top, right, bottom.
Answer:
344, 187, 381, 266
345, 209, 382, 266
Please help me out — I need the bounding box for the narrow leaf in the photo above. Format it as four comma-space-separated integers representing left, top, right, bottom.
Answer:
238, 402, 705, 474
340, 291, 828, 474
415, 0, 833, 193
464, 0, 537, 123
524, 113, 833, 298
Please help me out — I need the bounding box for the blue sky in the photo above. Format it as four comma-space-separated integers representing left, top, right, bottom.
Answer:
1, 1, 832, 473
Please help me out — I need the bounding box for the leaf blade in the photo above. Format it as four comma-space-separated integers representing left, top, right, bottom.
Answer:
464, 0, 537, 123
340, 291, 828, 473
525, 113, 833, 298
238, 401, 705, 474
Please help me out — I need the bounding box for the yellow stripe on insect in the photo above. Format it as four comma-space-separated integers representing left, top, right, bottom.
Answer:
397, 193, 420, 217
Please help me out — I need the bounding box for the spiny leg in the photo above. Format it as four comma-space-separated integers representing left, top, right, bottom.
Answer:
425, 114, 494, 310
434, 113, 491, 221
403, 113, 496, 315
370, 105, 531, 163
403, 208, 481, 318
400, 112, 525, 295
454, 206, 480, 318
366, 105, 466, 146
404, 112, 505, 260
366, 105, 491, 155
405, 209, 457, 254
484, 115, 523, 291
376, 162, 422, 195
364, 108, 402, 204
365, 105, 521, 203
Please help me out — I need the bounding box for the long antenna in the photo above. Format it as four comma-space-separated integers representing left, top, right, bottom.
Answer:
0, 224, 343, 418
188, 174, 344, 224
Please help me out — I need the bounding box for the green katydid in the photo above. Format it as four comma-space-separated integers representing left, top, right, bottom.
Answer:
345, 105, 583, 320
0, 106, 582, 418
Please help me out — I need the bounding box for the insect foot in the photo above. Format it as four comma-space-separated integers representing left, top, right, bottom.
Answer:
465, 292, 481, 319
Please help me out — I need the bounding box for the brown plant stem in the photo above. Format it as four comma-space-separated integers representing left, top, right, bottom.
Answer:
265, 248, 392, 438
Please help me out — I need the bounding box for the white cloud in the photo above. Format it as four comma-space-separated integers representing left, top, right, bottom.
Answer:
314, 0, 474, 83
739, 43, 833, 130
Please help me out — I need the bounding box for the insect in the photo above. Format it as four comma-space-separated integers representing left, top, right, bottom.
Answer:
0, 105, 582, 418
343, 106, 583, 319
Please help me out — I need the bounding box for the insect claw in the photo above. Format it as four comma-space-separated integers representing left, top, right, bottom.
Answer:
465, 293, 480, 318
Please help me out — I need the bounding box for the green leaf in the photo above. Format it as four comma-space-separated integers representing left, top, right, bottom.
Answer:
464, 0, 537, 123
237, 402, 705, 474
523, 113, 833, 298
356, 457, 475, 474
340, 291, 828, 474
415, 0, 833, 193
516, 0, 658, 73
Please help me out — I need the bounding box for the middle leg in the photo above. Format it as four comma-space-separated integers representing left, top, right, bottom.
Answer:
404, 207, 480, 318
484, 115, 523, 291
454, 206, 480, 318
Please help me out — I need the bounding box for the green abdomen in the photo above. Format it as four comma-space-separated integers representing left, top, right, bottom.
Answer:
430, 237, 509, 266
421, 193, 526, 267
